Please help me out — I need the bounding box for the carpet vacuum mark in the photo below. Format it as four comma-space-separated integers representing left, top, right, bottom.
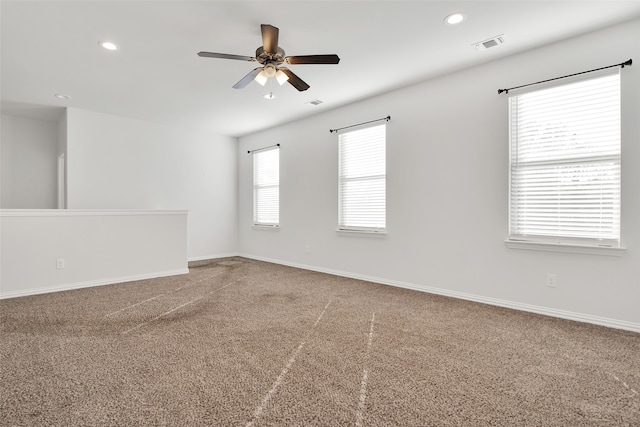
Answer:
1, 257, 639, 426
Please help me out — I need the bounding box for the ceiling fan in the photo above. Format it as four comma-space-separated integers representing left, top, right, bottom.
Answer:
198, 24, 340, 92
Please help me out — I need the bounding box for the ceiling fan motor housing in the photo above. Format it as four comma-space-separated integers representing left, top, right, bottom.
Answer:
256, 46, 286, 65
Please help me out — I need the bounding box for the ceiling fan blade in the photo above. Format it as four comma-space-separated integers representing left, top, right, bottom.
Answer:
280, 68, 310, 92
285, 54, 340, 65
233, 67, 263, 89
198, 52, 256, 62
261, 24, 279, 54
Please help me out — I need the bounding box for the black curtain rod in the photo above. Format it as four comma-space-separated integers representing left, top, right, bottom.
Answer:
329, 116, 390, 133
247, 143, 279, 154
498, 59, 632, 94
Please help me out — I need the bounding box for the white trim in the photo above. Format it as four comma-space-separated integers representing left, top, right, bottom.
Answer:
0, 268, 189, 300
238, 254, 640, 333
188, 253, 241, 262
253, 224, 280, 230
0, 209, 189, 217
505, 240, 625, 256
336, 229, 388, 238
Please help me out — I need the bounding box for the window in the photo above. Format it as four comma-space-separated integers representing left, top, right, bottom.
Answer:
508, 71, 621, 248
253, 147, 279, 226
338, 123, 386, 232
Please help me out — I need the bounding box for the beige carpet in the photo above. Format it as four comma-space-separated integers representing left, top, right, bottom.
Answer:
1, 257, 638, 426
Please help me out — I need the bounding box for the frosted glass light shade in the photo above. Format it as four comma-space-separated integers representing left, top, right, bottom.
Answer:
275, 70, 289, 85
255, 71, 268, 86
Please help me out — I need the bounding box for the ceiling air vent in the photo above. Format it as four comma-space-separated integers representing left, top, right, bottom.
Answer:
474, 34, 505, 51
306, 99, 323, 106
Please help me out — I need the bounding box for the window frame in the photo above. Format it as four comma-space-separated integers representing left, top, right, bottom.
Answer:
337, 122, 387, 234
506, 70, 623, 255
252, 146, 280, 228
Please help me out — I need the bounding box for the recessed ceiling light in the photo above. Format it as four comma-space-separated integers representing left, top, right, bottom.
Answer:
54, 93, 71, 99
445, 13, 465, 25
99, 41, 119, 51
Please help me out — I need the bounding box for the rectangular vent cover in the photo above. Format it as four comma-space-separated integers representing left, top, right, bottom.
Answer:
474, 35, 505, 50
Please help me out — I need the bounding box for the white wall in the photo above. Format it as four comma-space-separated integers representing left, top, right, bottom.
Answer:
238, 19, 640, 331
0, 210, 188, 298
65, 108, 238, 260
1, 114, 59, 208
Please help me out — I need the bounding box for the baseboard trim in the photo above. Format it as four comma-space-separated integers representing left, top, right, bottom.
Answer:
0, 268, 190, 300
239, 254, 640, 333
188, 253, 240, 262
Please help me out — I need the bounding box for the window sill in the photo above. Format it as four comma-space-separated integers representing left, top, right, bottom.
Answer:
336, 229, 388, 238
253, 224, 280, 231
505, 239, 625, 256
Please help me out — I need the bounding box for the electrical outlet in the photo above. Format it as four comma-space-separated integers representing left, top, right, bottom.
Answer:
56, 258, 65, 269
546, 273, 557, 288
304, 245, 310, 254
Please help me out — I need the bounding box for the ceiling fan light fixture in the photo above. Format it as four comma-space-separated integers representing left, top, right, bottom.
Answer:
263, 92, 276, 100
198, 24, 339, 92
263, 64, 277, 78
275, 69, 289, 85
254, 70, 268, 86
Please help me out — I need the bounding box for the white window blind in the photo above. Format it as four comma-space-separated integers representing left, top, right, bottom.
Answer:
338, 123, 386, 231
253, 147, 279, 226
508, 71, 621, 247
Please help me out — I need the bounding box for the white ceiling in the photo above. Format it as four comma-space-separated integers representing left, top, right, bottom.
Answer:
2, 1, 640, 137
